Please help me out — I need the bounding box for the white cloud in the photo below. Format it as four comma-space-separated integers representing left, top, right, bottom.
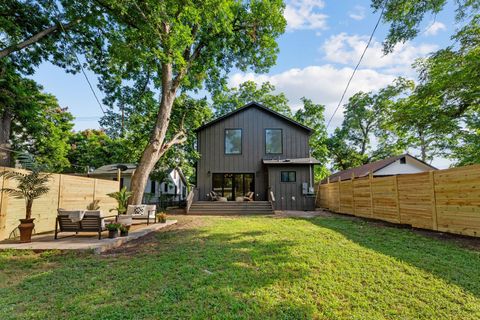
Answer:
284, 0, 328, 31
424, 21, 446, 36
229, 65, 396, 130
322, 33, 437, 74
348, 5, 365, 21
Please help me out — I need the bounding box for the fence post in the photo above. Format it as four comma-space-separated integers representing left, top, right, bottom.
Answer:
351, 173, 355, 216
93, 178, 98, 202
337, 177, 341, 212
369, 171, 374, 217
0, 167, 7, 240
57, 174, 63, 209
394, 175, 401, 223
429, 170, 438, 230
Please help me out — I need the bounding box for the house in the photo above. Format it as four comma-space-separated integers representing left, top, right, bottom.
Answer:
324, 154, 437, 183
194, 102, 320, 211
87, 164, 188, 202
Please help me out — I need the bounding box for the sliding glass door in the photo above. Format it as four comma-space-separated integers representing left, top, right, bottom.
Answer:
212, 173, 254, 200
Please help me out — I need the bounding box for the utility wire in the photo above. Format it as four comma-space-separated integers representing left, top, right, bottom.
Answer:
326, 1, 388, 129
57, 20, 107, 115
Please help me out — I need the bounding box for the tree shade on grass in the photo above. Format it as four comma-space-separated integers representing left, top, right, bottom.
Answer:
1, 216, 479, 319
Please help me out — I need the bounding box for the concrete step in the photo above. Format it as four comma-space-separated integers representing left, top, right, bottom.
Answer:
189, 201, 273, 215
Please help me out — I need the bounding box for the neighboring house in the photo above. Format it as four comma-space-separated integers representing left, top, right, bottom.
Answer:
324, 154, 437, 183
195, 102, 320, 211
87, 164, 188, 202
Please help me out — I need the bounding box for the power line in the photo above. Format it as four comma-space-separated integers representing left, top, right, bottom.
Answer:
56, 20, 107, 116
326, 1, 388, 129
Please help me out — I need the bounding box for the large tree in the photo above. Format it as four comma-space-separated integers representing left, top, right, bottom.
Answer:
88, 0, 286, 204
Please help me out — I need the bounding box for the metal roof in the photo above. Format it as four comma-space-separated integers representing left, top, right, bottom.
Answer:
262, 157, 321, 165
195, 101, 313, 133
322, 154, 437, 183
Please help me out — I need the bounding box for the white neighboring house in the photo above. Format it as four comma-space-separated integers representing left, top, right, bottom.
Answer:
87, 163, 188, 203
324, 154, 437, 182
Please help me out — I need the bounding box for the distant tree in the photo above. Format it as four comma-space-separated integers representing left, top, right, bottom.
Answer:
327, 79, 411, 170
294, 98, 329, 180
212, 81, 291, 116
0, 65, 74, 170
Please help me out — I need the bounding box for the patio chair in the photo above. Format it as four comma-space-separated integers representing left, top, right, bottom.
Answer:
243, 192, 254, 201
209, 191, 228, 202
127, 204, 157, 225
55, 209, 116, 240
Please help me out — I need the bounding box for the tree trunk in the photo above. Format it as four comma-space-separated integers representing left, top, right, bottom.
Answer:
129, 63, 177, 204
0, 108, 12, 167
25, 199, 33, 220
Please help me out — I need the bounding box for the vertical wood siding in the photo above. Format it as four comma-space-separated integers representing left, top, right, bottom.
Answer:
197, 107, 310, 201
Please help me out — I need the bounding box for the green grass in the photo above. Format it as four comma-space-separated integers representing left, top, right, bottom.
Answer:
1, 215, 480, 319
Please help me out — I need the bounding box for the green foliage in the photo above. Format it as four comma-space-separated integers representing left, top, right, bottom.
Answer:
105, 222, 121, 231
1, 216, 480, 318
107, 187, 133, 215
212, 81, 291, 116
327, 79, 411, 170
373, 0, 479, 53
66, 130, 133, 173
294, 98, 329, 179
0, 63, 74, 171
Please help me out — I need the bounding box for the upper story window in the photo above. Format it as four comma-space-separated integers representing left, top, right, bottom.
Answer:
265, 129, 283, 154
225, 129, 242, 154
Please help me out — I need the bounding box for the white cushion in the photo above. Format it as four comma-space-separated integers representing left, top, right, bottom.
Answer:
127, 205, 147, 216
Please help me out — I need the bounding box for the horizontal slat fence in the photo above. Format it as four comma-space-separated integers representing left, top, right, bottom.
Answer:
316, 164, 480, 237
0, 167, 119, 240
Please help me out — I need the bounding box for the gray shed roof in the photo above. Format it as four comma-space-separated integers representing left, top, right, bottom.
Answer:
322, 154, 437, 183
90, 163, 137, 175
263, 157, 321, 165
195, 102, 313, 133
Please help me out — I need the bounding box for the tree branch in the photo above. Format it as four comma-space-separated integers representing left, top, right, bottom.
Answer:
158, 113, 187, 155
0, 18, 82, 59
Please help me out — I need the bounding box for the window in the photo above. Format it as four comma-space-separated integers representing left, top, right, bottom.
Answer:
400, 157, 406, 164
225, 129, 242, 154
281, 171, 296, 182
150, 180, 156, 193
265, 129, 283, 154
164, 183, 168, 192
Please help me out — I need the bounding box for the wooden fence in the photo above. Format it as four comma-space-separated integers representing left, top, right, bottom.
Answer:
316, 164, 480, 237
0, 167, 119, 240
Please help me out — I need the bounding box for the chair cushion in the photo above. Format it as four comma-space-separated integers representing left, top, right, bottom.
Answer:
127, 205, 147, 216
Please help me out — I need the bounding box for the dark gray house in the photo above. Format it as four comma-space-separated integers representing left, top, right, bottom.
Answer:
193, 102, 320, 211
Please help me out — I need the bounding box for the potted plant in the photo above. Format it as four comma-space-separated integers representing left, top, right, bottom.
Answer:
119, 224, 129, 237
0, 169, 51, 243
108, 187, 133, 226
86, 200, 100, 211
105, 222, 120, 238
157, 213, 167, 223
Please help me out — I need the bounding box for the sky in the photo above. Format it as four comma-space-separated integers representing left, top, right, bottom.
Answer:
30, 0, 458, 168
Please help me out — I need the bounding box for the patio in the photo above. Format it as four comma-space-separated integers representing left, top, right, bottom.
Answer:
0, 220, 177, 254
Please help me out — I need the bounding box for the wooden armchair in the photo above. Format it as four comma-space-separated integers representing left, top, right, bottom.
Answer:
243, 192, 254, 201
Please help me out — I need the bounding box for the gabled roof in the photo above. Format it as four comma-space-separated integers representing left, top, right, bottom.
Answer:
195, 101, 313, 133
90, 163, 137, 175
323, 154, 437, 183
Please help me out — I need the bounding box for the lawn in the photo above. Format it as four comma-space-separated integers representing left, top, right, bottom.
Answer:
1, 214, 480, 319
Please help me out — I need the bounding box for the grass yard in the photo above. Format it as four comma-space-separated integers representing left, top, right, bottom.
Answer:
1, 214, 480, 319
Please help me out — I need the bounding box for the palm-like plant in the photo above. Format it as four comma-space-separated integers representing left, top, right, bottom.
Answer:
107, 187, 133, 215
0, 169, 51, 220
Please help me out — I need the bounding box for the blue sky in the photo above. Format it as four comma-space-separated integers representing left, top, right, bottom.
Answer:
30, 0, 458, 168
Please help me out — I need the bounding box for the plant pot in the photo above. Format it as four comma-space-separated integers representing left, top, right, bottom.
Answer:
108, 230, 118, 239
120, 230, 129, 237
159, 218, 167, 224
18, 218, 35, 243
117, 214, 133, 226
